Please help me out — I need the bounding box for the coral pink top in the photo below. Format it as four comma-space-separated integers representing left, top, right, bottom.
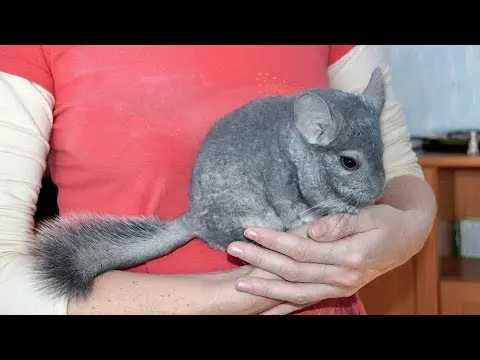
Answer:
0, 45, 365, 315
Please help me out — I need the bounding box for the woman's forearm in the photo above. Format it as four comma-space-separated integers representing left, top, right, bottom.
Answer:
67, 267, 280, 315
378, 175, 437, 252
379, 175, 436, 217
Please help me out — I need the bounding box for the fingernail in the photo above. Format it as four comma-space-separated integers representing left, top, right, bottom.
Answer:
236, 281, 251, 292
228, 245, 243, 257
244, 229, 258, 240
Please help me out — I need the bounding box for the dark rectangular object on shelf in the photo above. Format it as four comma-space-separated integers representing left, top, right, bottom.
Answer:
413, 137, 469, 154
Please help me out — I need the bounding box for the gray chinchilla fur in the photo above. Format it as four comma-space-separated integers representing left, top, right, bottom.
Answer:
27, 67, 387, 300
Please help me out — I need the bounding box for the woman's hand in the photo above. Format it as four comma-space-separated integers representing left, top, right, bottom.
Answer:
226, 203, 430, 315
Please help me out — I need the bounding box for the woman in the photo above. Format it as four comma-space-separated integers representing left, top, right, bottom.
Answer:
0, 45, 436, 315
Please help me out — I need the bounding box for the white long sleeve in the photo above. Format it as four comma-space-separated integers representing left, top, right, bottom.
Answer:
0, 71, 68, 314
328, 45, 424, 181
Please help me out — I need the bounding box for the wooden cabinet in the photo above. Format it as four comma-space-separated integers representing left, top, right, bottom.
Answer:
360, 154, 480, 314
441, 281, 480, 314
359, 261, 416, 314
441, 257, 480, 314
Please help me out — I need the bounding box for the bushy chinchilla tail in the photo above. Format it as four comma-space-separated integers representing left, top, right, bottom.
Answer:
27, 212, 195, 301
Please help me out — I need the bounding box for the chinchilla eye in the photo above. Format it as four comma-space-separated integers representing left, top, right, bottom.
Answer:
340, 156, 358, 170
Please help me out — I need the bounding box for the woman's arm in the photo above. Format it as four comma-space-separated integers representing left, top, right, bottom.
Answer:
0, 71, 69, 314
68, 267, 280, 315
0, 70, 280, 315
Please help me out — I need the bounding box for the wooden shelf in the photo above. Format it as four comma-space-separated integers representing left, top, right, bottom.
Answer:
419, 153, 480, 168
440, 257, 480, 314
441, 256, 480, 282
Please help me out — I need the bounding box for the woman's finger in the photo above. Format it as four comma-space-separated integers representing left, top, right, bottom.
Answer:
238, 227, 339, 264
237, 226, 373, 269
234, 277, 352, 305
228, 240, 363, 285
260, 302, 312, 315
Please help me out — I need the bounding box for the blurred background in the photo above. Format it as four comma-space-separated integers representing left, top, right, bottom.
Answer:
384, 45, 480, 137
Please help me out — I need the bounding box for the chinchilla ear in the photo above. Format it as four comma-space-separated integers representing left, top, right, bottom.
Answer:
362, 67, 386, 116
294, 91, 340, 146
